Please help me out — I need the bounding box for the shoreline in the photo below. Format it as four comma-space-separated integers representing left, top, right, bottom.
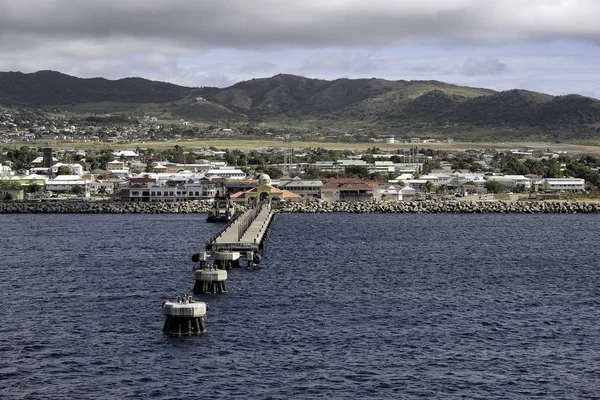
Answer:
1, 200, 600, 214
278, 200, 600, 214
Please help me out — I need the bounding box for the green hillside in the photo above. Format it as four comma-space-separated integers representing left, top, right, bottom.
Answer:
2, 70, 600, 140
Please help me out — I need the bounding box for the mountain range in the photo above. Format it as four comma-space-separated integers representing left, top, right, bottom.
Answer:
2, 70, 600, 140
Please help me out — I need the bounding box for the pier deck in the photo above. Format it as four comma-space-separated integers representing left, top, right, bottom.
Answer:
206, 203, 274, 252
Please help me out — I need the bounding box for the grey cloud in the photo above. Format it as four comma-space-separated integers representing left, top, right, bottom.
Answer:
461, 58, 509, 76
1, 0, 599, 94
409, 64, 444, 73
1, 0, 600, 53
233, 61, 277, 74
176, 72, 238, 88
299, 53, 375, 74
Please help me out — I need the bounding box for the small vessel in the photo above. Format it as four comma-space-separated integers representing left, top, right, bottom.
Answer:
206, 191, 236, 223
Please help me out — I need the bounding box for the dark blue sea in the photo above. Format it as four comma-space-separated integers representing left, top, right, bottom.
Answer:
1, 213, 599, 399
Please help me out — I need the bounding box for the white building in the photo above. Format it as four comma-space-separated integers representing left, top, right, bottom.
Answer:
45, 175, 89, 193
119, 181, 214, 202
276, 177, 323, 200
0, 163, 11, 176
420, 173, 454, 186
161, 162, 215, 172
538, 178, 585, 192
107, 160, 125, 171
400, 185, 417, 200
394, 163, 423, 174
451, 172, 487, 184
205, 169, 246, 180
370, 161, 396, 174
380, 185, 403, 200
87, 179, 123, 195
31, 156, 58, 165
50, 163, 85, 176
486, 175, 532, 190
113, 150, 139, 159
313, 161, 337, 171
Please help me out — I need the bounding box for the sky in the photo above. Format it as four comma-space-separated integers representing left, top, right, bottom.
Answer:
1, 0, 600, 97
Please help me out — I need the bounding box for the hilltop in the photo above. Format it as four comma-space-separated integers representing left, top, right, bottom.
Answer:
0, 70, 191, 104
1, 70, 600, 140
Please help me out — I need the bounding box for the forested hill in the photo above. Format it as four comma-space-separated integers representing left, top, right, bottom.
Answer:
2, 70, 600, 139
0, 70, 192, 105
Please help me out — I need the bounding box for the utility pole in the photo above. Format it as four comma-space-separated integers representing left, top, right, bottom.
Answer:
284, 135, 293, 174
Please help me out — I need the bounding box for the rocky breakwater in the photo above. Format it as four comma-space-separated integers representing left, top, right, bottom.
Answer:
0, 201, 214, 214
278, 200, 600, 214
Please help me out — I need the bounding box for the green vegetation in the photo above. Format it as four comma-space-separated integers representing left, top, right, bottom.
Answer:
491, 154, 563, 177
0, 71, 190, 106
0, 181, 22, 189
3, 71, 600, 140
565, 160, 600, 187
484, 180, 505, 194
258, 166, 284, 179
28, 182, 42, 193
56, 166, 73, 175
3, 146, 40, 170
72, 185, 85, 195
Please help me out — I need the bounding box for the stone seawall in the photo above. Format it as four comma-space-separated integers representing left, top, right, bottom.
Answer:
278, 200, 600, 214
0, 201, 213, 214
2, 200, 600, 214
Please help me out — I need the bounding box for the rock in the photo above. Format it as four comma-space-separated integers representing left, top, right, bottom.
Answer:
275, 200, 600, 215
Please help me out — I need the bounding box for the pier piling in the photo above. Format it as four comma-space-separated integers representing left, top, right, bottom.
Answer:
193, 269, 228, 294
162, 296, 208, 336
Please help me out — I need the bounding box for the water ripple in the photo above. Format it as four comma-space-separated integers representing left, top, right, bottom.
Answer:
0, 213, 599, 399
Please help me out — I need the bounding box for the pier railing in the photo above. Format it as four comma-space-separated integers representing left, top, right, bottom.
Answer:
236, 202, 267, 241
204, 208, 245, 247
205, 201, 271, 249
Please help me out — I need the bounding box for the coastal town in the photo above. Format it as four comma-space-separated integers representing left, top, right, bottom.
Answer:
1, 143, 598, 206
0, 106, 404, 144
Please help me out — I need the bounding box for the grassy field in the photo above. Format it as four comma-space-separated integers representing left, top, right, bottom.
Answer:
17, 139, 600, 154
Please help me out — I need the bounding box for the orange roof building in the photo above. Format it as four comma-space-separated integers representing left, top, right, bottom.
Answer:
230, 174, 302, 203
321, 178, 381, 202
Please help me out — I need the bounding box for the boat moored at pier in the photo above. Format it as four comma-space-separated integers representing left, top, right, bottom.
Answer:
206, 191, 236, 223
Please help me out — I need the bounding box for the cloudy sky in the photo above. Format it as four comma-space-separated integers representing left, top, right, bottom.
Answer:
1, 0, 600, 97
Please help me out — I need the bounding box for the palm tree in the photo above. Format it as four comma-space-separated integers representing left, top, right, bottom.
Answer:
436, 184, 448, 195
72, 185, 85, 196
422, 181, 434, 194
28, 182, 42, 194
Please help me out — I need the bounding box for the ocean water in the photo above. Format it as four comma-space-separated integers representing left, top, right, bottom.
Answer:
1, 213, 599, 399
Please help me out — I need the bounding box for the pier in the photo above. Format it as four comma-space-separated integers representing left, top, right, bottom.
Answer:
191, 201, 274, 270
164, 202, 275, 335
205, 202, 275, 254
